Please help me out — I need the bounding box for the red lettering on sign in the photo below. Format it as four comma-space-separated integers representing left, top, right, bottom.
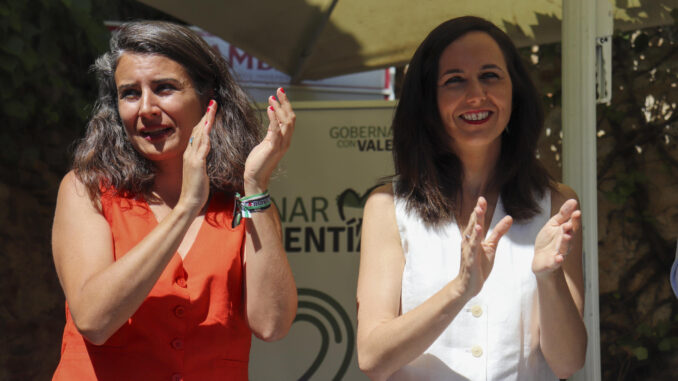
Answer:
229, 46, 253, 69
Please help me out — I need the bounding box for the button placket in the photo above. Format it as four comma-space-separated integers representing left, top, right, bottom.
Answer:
171, 338, 184, 351
471, 305, 483, 318
464, 301, 487, 364
471, 345, 483, 358
174, 305, 186, 318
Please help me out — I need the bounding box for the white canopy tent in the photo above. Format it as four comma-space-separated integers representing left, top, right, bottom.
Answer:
138, 0, 674, 82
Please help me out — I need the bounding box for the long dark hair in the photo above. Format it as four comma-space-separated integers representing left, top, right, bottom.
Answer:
73, 21, 261, 201
393, 16, 552, 225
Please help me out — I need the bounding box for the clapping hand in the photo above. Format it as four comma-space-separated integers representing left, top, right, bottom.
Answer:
179, 99, 217, 213
532, 199, 581, 277
243, 88, 295, 195
457, 197, 513, 298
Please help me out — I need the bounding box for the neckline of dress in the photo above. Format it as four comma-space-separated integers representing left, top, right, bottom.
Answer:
143, 193, 215, 263
451, 195, 504, 241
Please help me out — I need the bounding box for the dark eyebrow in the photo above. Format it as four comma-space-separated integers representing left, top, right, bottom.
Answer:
439, 64, 506, 78
439, 68, 463, 78
481, 64, 504, 72
117, 83, 136, 93
151, 78, 183, 86
117, 78, 184, 93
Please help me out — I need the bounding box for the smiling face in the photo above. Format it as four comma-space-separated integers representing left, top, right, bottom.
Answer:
115, 52, 205, 163
436, 31, 513, 152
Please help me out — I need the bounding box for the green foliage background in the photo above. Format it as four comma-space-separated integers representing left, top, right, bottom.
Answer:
0, 0, 179, 379
595, 22, 678, 380
522, 15, 678, 380
0, 0, 676, 380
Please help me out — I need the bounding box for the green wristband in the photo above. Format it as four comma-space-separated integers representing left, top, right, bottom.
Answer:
232, 191, 271, 227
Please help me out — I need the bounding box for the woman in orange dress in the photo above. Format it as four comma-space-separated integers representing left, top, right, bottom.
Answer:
51, 21, 297, 380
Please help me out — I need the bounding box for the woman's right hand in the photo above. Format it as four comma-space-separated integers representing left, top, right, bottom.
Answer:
242, 88, 295, 195
456, 197, 513, 299
178, 100, 217, 213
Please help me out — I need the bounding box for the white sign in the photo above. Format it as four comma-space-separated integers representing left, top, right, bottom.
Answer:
193, 27, 395, 102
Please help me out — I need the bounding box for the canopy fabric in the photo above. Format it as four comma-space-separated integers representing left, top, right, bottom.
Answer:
138, 0, 676, 82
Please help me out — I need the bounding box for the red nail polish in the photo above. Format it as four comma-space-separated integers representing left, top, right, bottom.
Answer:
270, 95, 276, 101
269, 106, 274, 111
279, 87, 285, 94
208, 100, 215, 107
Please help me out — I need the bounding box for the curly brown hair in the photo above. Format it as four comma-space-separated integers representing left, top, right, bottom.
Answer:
73, 21, 262, 201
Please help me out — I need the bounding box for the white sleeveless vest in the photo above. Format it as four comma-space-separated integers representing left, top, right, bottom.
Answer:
390, 190, 557, 381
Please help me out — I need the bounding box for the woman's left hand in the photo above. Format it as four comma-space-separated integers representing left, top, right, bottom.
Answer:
532, 199, 582, 277
243, 88, 295, 195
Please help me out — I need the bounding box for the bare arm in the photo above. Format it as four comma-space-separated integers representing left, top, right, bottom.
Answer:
356, 185, 512, 380
52, 104, 218, 345
533, 184, 587, 378
243, 203, 297, 341
243, 88, 298, 341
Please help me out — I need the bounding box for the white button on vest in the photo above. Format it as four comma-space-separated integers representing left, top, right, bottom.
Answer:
471, 345, 483, 358
471, 305, 483, 317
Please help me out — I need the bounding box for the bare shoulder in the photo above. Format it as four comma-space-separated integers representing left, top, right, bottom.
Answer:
53, 170, 109, 255
58, 170, 92, 201
362, 183, 400, 232
550, 182, 580, 215
364, 183, 395, 212
54, 170, 107, 235
361, 182, 401, 259
59, 170, 81, 192
361, 182, 401, 245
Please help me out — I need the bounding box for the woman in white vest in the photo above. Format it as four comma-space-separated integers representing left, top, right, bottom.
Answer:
356, 16, 587, 380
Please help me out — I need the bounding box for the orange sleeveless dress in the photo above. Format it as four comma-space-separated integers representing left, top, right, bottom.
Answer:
53, 191, 251, 381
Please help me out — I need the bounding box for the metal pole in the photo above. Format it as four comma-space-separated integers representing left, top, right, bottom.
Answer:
562, 0, 603, 380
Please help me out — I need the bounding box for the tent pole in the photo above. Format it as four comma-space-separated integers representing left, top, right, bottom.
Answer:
290, 0, 340, 84
562, 0, 603, 380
